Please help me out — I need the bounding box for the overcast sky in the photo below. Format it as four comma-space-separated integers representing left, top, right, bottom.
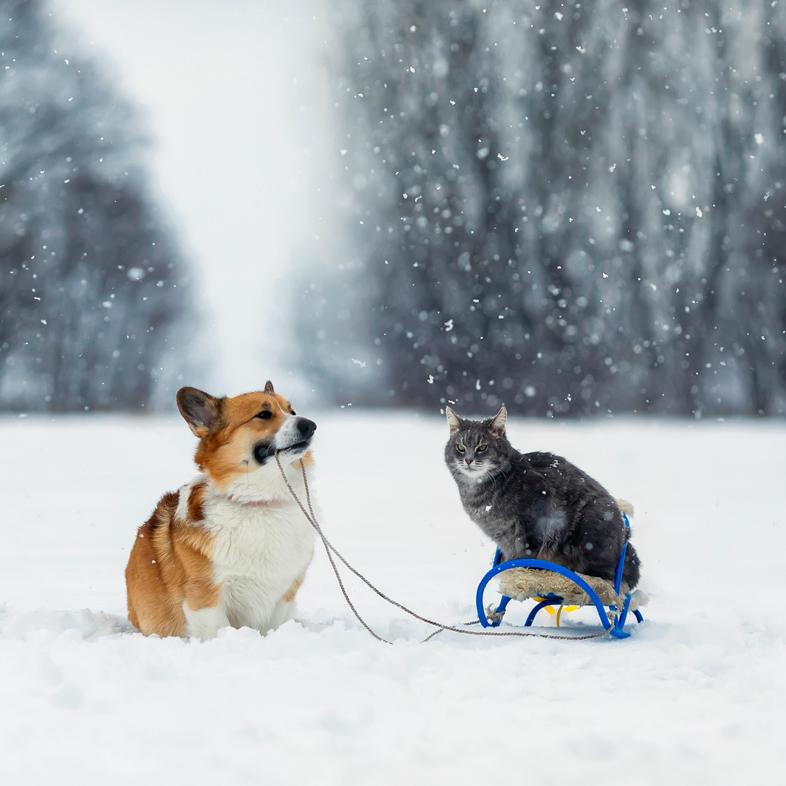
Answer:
54, 0, 333, 397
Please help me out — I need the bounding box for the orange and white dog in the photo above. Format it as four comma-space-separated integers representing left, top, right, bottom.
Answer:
125, 381, 316, 639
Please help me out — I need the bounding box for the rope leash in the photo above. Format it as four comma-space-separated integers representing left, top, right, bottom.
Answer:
275, 455, 609, 644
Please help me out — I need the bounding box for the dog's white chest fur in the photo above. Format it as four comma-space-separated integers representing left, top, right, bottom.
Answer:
180, 477, 315, 637
210, 497, 314, 629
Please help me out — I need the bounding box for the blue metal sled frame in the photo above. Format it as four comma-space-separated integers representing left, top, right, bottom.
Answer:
474, 513, 644, 639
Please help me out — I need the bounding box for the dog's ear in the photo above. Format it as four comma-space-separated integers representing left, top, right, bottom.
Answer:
176, 387, 223, 437
488, 404, 507, 437
445, 406, 463, 434
264, 380, 275, 394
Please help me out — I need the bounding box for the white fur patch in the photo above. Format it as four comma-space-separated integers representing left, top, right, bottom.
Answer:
223, 449, 308, 504
456, 463, 491, 482
192, 460, 315, 636
274, 415, 302, 450
205, 491, 314, 633
183, 603, 230, 640
175, 476, 203, 522
174, 455, 315, 638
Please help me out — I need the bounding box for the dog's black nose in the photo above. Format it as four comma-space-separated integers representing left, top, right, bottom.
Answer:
296, 418, 316, 438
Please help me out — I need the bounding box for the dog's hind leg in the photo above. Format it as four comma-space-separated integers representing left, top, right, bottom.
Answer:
183, 600, 230, 640
265, 575, 305, 633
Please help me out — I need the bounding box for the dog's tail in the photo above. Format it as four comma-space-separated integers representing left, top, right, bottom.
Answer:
616, 498, 635, 517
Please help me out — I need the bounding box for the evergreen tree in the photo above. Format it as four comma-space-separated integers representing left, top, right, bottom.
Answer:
299, 0, 786, 416
0, 0, 192, 411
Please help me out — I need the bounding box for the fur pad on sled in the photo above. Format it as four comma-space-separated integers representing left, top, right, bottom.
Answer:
497, 568, 633, 608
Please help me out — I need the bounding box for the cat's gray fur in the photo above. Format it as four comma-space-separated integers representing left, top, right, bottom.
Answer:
444, 406, 640, 587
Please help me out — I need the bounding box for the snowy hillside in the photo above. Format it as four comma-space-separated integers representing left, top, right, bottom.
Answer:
1, 414, 785, 785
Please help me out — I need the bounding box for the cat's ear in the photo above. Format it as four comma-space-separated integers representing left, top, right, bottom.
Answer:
489, 404, 507, 437
445, 406, 463, 434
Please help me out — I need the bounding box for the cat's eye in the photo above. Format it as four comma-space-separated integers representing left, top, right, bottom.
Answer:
456, 444, 466, 454
477, 444, 488, 453
255, 411, 273, 420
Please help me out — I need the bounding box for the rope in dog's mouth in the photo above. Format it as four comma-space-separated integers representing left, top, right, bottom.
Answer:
274, 454, 609, 644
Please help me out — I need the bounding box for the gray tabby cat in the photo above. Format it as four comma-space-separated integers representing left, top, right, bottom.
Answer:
444, 405, 640, 587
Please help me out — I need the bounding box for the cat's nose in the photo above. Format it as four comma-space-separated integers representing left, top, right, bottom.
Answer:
465, 457, 474, 466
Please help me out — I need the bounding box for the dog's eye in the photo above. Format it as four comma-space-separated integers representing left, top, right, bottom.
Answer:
477, 444, 487, 453
290, 409, 296, 416
456, 444, 465, 454
255, 411, 273, 420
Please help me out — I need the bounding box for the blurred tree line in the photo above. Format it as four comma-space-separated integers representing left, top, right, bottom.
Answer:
299, 0, 786, 416
0, 0, 190, 412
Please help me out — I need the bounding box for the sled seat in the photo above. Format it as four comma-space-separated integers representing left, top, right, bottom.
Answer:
498, 568, 629, 608
474, 513, 644, 639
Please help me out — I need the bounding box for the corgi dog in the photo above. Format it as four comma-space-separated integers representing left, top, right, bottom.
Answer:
125, 381, 317, 639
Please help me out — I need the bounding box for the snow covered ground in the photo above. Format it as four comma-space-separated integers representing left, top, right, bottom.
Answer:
1, 413, 785, 785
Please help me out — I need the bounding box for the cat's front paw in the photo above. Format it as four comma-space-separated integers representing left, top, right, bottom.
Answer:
485, 603, 506, 625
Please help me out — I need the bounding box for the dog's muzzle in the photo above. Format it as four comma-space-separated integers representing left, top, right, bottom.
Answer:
252, 417, 317, 465
278, 417, 317, 454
